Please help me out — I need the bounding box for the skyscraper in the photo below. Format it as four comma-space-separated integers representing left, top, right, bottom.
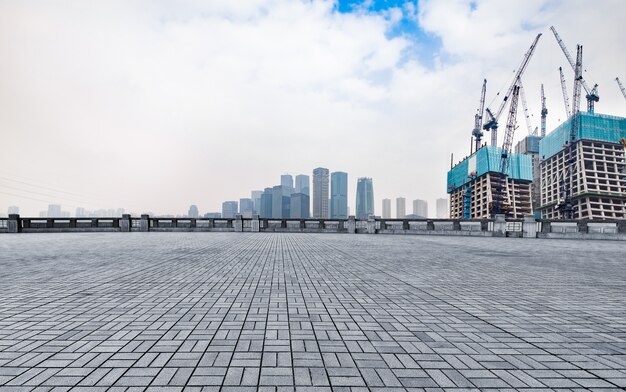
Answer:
251, 190, 263, 214
47, 204, 61, 217
239, 198, 254, 218
412, 199, 428, 218
312, 167, 329, 218
260, 188, 273, 218
436, 198, 448, 219
396, 197, 406, 218
281, 174, 293, 196
382, 199, 391, 219
295, 175, 310, 196
221, 201, 238, 218
188, 205, 199, 218
330, 171, 348, 219
290, 193, 310, 219
271, 185, 290, 218
355, 177, 374, 219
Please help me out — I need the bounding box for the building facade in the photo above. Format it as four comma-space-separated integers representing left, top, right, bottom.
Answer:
396, 197, 406, 219
381, 198, 391, 219
187, 205, 199, 218
312, 167, 329, 218
436, 198, 448, 219
412, 199, 428, 218
515, 135, 542, 215
330, 171, 348, 219
239, 198, 254, 218
251, 190, 263, 214
260, 188, 273, 218
295, 175, 310, 196
356, 177, 374, 219
290, 193, 310, 219
221, 201, 238, 218
281, 174, 293, 196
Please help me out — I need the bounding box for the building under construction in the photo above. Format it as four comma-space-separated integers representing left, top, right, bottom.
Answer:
515, 135, 542, 217
538, 112, 626, 219
447, 146, 533, 219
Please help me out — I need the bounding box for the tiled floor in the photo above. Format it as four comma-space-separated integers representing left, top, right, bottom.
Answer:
0, 232, 625, 391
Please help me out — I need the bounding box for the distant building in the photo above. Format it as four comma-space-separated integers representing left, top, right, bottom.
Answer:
382, 199, 391, 219
436, 198, 448, 219
47, 204, 61, 217
271, 185, 290, 218
7, 206, 19, 215
405, 213, 425, 219
330, 171, 348, 219
412, 199, 428, 218
115, 208, 125, 217
295, 175, 310, 196
204, 212, 221, 218
396, 197, 406, 219
355, 177, 374, 219
251, 190, 263, 214
188, 205, 199, 218
75, 207, 86, 217
222, 201, 238, 218
312, 168, 330, 218
281, 174, 294, 196
290, 193, 310, 219
260, 188, 273, 218
239, 198, 254, 218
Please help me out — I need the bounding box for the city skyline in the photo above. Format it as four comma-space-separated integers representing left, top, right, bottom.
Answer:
2, 2, 625, 217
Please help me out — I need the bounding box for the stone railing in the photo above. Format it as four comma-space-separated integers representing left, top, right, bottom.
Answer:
1, 214, 625, 240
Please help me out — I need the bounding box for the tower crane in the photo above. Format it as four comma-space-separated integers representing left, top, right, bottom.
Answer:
483, 33, 542, 147
616, 77, 626, 100
540, 84, 547, 138
571, 45, 583, 139
491, 85, 521, 216
518, 82, 536, 136
559, 67, 571, 118
550, 26, 599, 113
472, 79, 487, 152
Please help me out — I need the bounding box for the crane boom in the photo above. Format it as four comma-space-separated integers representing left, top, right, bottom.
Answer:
540, 84, 547, 138
571, 45, 583, 140
472, 79, 487, 152
559, 67, 571, 118
617, 77, 626, 100
518, 82, 534, 135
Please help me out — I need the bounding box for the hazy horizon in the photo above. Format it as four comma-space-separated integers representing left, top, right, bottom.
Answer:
2, 0, 626, 217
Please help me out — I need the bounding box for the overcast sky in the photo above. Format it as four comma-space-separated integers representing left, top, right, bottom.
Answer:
1, 0, 625, 217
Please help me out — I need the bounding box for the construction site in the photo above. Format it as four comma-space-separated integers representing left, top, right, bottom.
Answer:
447, 27, 626, 220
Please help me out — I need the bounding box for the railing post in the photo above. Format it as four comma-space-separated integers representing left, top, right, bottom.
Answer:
69, 218, 76, 229
541, 220, 551, 233
522, 214, 537, 238
493, 214, 506, 237
319, 220, 325, 230
8, 214, 20, 233
234, 215, 243, 232
402, 220, 409, 230
121, 214, 131, 232
299, 220, 305, 230
251, 215, 260, 232
480, 219, 489, 232
367, 218, 376, 234
618, 220, 626, 234
91, 218, 98, 228
427, 220, 435, 231
190, 218, 196, 229
452, 219, 461, 231
347, 216, 356, 234
140, 214, 150, 232
577, 220, 588, 234
209, 218, 215, 229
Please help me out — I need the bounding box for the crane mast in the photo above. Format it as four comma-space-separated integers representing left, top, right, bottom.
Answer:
472, 79, 487, 152
483, 33, 542, 146
540, 84, 547, 138
617, 77, 626, 100
571, 45, 583, 140
518, 82, 535, 135
559, 67, 572, 118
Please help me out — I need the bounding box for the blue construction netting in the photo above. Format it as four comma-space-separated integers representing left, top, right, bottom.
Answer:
539, 112, 626, 160
447, 146, 533, 193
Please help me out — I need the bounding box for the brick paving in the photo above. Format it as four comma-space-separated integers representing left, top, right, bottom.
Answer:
0, 233, 625, 391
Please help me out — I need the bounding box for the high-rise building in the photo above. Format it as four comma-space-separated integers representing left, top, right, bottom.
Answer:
221, 201, 238, 218
204, 212, 221, 218
290, 193, 310, 219
396, 197, 406, 218
8, 206, 19, 215
47, 204, 62, 217
330, 171, 348, 219
295, 175, 310, 196
382, 199, 391, 219
355, 177, 374, 219
281, 174, 294, 196
312, 167, 329, 218
188, 205, 199, 218
271, 185, 291, 218
436, 198, 449, 219
260, 187, 273, 218
239, 198, 254, 218
251, 190, 263, 214
515, 135, 542, 216
412, 199, 428, 218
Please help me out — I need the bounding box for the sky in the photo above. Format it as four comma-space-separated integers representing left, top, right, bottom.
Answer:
1, 0, 626, 217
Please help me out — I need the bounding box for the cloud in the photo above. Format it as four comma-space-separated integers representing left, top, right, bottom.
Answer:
1, 0, 625, 216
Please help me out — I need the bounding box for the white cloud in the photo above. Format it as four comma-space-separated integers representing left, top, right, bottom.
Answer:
0, 0, 625, 216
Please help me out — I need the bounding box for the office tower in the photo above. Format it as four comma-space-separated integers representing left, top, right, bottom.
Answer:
436, 198, 449, 219
281, 174, 294, 196
8, 206, 19, 215
47, 204, 62, 217
382, 199, 391, 219
295, 175, 310, 196
260, 188, 273, 218
412, 199, 428, 218
396, 197, 406, 218
312, 167, 330, 218
355, 177, 374, 219
290, 193, 310, 219
239, 198, 254, 218
515, 135, 542, 215
251, 190, 263, 214
188, 205, 199, 218
204, 212, 221, 218
330, 171, 348, 219
221, 201, 238, 219
272, 186, 284, 218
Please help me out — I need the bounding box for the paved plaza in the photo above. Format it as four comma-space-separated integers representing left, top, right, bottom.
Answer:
0, 233, 625, 391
